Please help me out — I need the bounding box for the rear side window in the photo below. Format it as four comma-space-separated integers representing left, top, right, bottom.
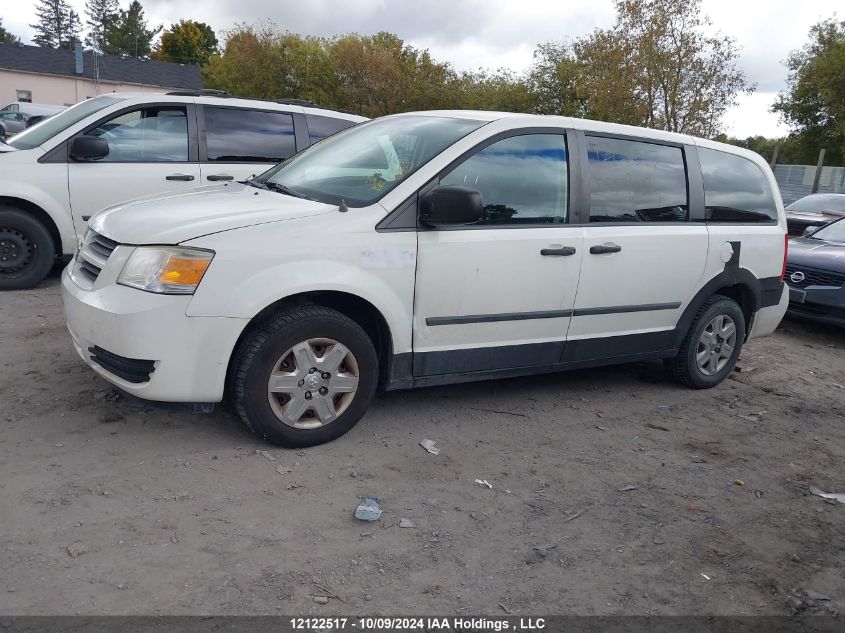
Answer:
439, 134, 569, 225
204, 107, 295, 162
587, 137, 688, 222
699, 148, 777, 222
306, 114, 356, 143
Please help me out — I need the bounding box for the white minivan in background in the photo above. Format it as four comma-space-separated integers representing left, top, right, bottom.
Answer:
61, 111, 789, 447
0, 91, 366, 289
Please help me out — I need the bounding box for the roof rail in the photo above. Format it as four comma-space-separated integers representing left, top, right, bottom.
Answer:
166, 89, 232, 97
165, 90, 361, 116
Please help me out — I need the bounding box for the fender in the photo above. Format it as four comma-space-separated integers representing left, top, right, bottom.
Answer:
0, 176, 77, 255
186, 258, 414, 356
672, 241, 783, 347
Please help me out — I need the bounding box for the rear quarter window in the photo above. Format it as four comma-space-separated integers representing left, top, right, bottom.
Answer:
306, 114, 357, 144
699, 147, 778, 223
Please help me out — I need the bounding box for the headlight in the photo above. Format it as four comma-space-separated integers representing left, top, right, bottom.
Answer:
118, 246, 214, 294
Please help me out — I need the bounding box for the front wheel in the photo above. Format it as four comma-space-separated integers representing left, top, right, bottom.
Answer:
231, 306, 379, 447
0, 206, 56, 290
665, 295, 745, 389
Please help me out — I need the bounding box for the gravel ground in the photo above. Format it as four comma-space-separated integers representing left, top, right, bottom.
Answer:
1, 273, 843, 615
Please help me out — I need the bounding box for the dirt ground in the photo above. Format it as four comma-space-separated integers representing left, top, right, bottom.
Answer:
1, 271, 843, 616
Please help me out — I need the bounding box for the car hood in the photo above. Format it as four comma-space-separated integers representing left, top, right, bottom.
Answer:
0, 139, 20, 153
90, 183, 337, 244
787, 236, 845, 273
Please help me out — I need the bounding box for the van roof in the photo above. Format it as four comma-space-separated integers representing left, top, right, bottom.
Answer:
396, 109, 764, 164
101, 92, 368, 122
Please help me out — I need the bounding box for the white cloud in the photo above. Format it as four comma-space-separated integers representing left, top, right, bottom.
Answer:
4, 0, 840, 137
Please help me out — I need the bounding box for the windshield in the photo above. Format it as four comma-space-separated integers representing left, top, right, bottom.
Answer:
260, 115, 486, 206
810, 218, 845, 243
787, 194, 845, 214
8, 96, 123, 150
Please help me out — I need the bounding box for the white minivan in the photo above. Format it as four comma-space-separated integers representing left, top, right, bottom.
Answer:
61, 111, 789, 447
0, 91, 366, 289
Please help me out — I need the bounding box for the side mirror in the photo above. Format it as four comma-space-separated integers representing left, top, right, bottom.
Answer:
70, 135, 109, 162
420, 185, 483, 227
802, 225, 820, 237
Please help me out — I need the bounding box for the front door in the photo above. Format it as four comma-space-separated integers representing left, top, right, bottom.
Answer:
567, 135, 708, 360
412, 132, 583, 376
68, 104, 200, 238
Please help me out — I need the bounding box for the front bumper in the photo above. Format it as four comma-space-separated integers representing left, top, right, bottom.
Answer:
61, 267, 249, 402
786, 283, 845, 328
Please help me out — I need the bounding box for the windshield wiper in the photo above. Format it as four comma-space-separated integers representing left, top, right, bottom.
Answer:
263, 182, 314, 200
244, 177, 269, 190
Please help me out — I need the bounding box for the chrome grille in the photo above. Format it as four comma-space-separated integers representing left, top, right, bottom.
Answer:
785, 264, 845, 289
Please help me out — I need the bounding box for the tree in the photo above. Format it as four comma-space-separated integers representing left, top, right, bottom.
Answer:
0, 18, 21, 44
528, 0, 751, 136
153, 20, 218, 65
104, 0, 161, 57
30, 0, 81, 51
84, 0, 120, 53
773, 19, 845, 165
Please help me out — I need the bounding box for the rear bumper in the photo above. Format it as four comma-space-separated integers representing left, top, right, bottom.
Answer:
61, 266, 249, 402
748, 284, 788, 339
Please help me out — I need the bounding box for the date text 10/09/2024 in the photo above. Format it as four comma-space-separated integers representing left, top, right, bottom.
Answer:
290, 617, 547, 631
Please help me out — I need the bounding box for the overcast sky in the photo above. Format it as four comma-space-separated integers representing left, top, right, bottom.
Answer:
3, 0, 841, 137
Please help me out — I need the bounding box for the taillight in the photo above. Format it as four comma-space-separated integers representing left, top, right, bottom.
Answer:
780, 233, 789, 281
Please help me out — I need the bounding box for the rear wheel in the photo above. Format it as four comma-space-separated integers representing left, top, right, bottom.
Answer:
665, 295, 745, 388
0, 206, 56, 290
232, 305, 379, 447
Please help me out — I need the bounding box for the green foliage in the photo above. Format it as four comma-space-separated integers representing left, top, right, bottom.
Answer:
773, 19, 845, 165
204, 25, 535, 118
528, 0, 751, 136
103, 1, 161, 57
713, 135, 803, 165
205, 1, 748, 135
84, 0, 119, 53
0, 18, 21, 44
30, 0, 81, 51
153, 19, 217, 65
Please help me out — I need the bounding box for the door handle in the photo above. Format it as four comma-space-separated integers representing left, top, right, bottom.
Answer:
540, 246, 577, 256
166, 174, 195, 181
589, 243, 622, 254
206, 174, 234, 181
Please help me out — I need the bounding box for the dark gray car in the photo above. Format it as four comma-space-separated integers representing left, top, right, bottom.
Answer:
785, 193, 845, 237
0, 111, 30, 139
785, 217, 845, 327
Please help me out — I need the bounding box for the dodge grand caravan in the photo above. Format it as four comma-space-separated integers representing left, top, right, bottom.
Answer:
0, 91, 365, 289
62, 111, 789, 447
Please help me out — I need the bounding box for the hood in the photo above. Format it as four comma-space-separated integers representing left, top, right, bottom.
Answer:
90, 183, 337, 244
0, 139, 19, 153
787, 236, 845, 273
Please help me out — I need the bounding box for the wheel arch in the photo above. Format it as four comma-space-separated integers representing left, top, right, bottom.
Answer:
225, 290, 395, 396
673, 269, 763, 347
0, 196, 64, 259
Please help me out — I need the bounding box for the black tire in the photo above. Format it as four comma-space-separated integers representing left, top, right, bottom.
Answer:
664, 295, 746, 389
232, 305, 379, 447
0, 206, 56, 290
